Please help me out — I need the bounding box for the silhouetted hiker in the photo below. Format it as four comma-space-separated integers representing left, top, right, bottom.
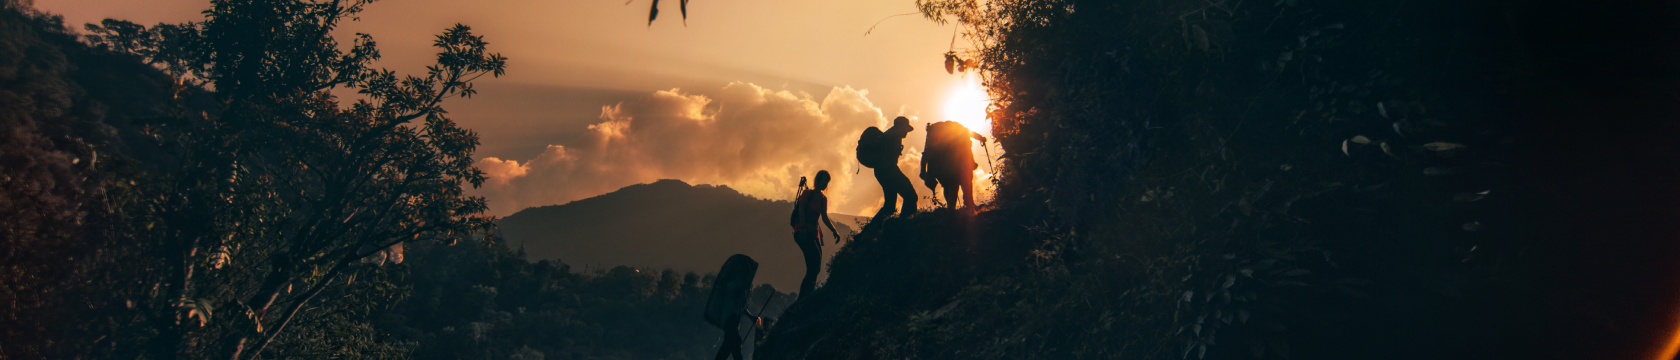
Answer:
705, 255, 760, 360
857, 116, 918, 220
920, 120, 989, 210
790, 170, 842, 297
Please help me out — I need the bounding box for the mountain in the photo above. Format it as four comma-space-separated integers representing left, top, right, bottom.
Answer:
498, 179, 864, 292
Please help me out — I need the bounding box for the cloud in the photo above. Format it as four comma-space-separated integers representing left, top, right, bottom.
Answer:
471, 82, 926, 216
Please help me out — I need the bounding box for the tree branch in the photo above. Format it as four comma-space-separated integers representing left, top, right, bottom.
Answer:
238, 257, 354, 360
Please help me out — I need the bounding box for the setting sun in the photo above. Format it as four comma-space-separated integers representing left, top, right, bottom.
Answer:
942, 76, 992, 136
934, 75, 998, 204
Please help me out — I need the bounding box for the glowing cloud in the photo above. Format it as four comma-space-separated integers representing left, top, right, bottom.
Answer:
470, 82, 904, 217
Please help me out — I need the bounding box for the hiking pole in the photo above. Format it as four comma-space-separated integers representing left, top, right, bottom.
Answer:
982, 140, 995, 173
742, 291, 778, 343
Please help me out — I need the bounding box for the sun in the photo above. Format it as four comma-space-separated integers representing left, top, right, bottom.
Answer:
941, 76, 991, 136
936, 76, 1001, 204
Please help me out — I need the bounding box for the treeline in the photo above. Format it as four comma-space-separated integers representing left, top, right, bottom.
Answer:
373, 237, 792, 360
0, 0, 794, 358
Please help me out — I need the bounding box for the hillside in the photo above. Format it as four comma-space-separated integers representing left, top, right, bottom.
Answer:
499, 179, 864, 292
757, 0, 1680, 359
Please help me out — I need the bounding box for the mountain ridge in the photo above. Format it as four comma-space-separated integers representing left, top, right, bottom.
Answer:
499, 179, 863, 292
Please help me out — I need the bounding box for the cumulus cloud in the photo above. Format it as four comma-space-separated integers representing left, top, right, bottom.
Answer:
470, 82, 928, 216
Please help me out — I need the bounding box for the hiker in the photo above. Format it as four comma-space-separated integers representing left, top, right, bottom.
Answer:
790, 170, 842, 297
705, 255, 760, 360
920, 120, 989, 210
714, 311, 748, 360
857, 116, 918, 220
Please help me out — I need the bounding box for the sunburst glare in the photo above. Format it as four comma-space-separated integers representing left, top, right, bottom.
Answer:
941, 76, 991, 136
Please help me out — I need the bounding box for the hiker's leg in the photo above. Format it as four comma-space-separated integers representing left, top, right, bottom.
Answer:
959, 172, 976, 209
886, 167, 917, 215
873, 169, 897, 218
796, 233, 821, 297
715, 320, 742, 360
713, 341, 733, 360
715, 335, 741, 360
941, 178, 959, 208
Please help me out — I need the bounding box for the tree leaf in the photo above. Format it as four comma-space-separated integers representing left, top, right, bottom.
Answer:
647, 0, 660, 26
1453, 190, 1490, 202
1422, 142, 1466, 151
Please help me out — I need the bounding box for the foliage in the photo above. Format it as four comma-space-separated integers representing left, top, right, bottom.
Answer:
374, 237, 794, 360
0, 0, 509, 357
925, 0, 1154, 225
0, 2, 188, 357
759, 0, 1524, 359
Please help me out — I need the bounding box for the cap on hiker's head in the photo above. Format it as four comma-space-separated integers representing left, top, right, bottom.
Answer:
891, 116, 913, 131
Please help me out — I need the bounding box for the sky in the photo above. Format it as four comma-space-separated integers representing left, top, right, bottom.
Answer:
33, 0, 999, 216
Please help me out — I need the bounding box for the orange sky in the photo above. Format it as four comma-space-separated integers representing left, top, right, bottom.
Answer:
33, 0, 997, 216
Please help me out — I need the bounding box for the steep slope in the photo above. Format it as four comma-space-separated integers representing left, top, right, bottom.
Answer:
759, 0, 1680, 359
498, 179, 863, 292
756, 209, 1036, 359
0, 5, 214, 357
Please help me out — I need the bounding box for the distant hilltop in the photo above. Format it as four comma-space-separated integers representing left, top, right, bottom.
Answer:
499, 179, 863, 292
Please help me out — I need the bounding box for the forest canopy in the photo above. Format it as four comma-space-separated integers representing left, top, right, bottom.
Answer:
0, 0, 515, 357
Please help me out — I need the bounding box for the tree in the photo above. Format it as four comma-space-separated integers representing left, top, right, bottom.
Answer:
914, 0, 1150, 222
84, 0, 507, 357
639, 0, 691, 27
0, 3, 184, 357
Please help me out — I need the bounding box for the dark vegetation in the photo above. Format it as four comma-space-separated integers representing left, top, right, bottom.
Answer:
0, 0, 512, 357
2, 2, 779, 358
760, 0, 1680, 359
0, 2, 176, 356
373, 235, 794, 360
4, 0, 1677, 358
499, 179, 860, 292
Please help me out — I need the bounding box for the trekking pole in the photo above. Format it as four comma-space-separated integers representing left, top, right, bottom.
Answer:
742, 291, 778, 341
982, 141, 995, 173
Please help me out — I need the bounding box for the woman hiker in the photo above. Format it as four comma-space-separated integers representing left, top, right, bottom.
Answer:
790, 170, 843, 298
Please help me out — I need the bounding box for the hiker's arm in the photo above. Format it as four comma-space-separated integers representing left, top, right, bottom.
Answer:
972, 131, 988, 144
919, 151, 930, 175
822, 213, 840, 242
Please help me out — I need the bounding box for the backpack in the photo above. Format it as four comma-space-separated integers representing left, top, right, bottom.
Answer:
924, 121, 979, 173
704, 254, 759, 328
855, 126, 900, 168
789, 189, 809, 229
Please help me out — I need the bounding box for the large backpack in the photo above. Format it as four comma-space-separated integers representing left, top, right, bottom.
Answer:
789, 189, 810, 230
924, 121, 978, 173
704, 254, 759, 328
855, 126, 900, 169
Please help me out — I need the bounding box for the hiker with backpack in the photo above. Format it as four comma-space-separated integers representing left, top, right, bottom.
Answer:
919, 120, 989, 211
857, 116, 919, 220
705, 255, 765, 360
789, 170, 842, 298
